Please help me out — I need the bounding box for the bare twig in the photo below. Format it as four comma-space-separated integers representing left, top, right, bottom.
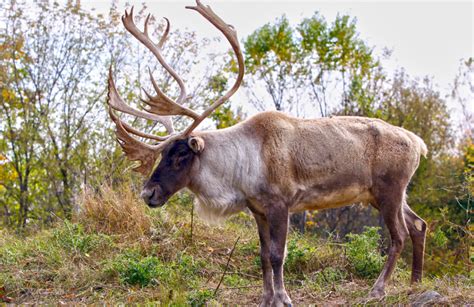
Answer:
213, 236, 240, 297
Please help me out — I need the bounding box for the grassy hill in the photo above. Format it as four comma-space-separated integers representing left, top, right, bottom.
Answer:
0, 185, 472, 305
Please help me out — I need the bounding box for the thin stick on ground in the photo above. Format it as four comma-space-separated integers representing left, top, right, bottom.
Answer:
213, 236, 240, 297
190, 199, 194, 244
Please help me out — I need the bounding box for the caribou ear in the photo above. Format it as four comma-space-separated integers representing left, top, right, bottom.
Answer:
188, 136, 205, 153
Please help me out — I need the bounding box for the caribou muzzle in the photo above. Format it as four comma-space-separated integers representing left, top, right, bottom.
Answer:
141, 186, 167, 208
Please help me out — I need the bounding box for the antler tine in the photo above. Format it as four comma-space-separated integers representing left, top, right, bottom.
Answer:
107, 67, 174, 133
141, 68, 200, 120
108, 106, 160, 175
108, 100, 186, 175
183, 0, 245, 135
109, 107, 169, 142
142, 69, 199, 120
157, 17, 170, 49
122, 8, 188, 105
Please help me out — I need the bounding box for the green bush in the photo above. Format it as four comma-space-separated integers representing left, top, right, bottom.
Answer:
285, 236, 316, 274
346, 227, 385, 279
176, 253, 202, 276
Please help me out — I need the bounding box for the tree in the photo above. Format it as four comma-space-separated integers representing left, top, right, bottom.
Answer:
298, 13, 383, 117
451, 57, 473, 139
205, 71, 243, 129
244, 15, 302, 114
0, 8, 41, 227
0, 0, 114, 225
0, 0, 233, 229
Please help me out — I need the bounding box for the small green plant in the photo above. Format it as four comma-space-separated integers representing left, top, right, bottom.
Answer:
314, 267, 347, 284
176, 253, 201, 276
346, 227, 385, 279
0, 243, 24, 266
187, 289, 214, 306
52, 220, 108, 254
224, 274, 248, 287
308, 267, 347, 291
108, 250, 164, 287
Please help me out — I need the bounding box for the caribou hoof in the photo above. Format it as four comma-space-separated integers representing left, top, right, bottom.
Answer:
368, 287, 386, 300
259, 292, 274, 307
271, 291, 292, 307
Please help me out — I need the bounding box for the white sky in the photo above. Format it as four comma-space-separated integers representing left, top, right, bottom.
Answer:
82, 0, 473, 119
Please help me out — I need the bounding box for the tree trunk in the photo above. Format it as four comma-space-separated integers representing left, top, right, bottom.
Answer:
1, 203, 11, 226
60, 167, 73, 218
18, 182, 28, 228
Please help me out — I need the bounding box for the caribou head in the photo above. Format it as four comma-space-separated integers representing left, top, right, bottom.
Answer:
106, 0, 244, 207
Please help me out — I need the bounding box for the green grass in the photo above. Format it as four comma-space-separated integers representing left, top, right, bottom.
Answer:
0, 186, 472, 305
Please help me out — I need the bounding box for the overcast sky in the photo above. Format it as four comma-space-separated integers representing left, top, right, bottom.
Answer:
82, 0, 473, 117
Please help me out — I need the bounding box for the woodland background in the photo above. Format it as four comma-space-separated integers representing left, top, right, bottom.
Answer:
0, 1, 472, 303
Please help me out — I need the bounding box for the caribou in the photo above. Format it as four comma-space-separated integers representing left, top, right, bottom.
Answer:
106, 1, 428, 305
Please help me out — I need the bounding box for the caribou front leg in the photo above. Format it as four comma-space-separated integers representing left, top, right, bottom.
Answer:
267, 204, 292, 307
253, 213, 275, 306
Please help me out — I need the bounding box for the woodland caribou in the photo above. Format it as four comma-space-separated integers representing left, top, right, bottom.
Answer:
106, 1, 428, 306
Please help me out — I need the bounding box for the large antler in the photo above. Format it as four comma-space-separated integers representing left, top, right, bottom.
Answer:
107, 0, 244, 175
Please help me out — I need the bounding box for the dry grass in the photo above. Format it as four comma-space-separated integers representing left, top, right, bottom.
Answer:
77, 184, 151, 239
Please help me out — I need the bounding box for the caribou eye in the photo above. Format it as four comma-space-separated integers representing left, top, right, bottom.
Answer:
174, 155, 188, 168
178, 151, 188, 157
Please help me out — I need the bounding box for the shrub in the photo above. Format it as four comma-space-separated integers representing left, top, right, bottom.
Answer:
346, 227, 385, 279
224, 274, 248, 287
431, 227, 448, 248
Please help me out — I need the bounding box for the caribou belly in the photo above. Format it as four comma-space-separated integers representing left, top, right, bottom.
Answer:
290, 184, 372, 213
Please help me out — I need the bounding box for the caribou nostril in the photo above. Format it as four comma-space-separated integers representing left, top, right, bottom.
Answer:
149, 189, 156, 202
140, 187, 155, 204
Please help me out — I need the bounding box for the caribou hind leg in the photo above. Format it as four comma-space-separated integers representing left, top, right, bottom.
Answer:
403, 202, 427, 283
369, 184, 410, 298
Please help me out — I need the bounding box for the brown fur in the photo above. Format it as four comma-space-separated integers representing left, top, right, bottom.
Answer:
248, 112, 425, 209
